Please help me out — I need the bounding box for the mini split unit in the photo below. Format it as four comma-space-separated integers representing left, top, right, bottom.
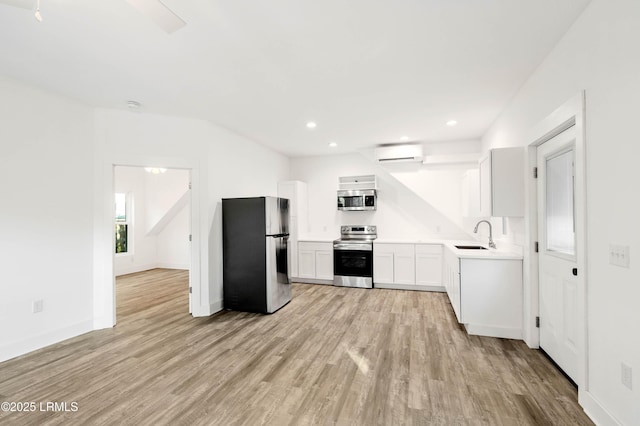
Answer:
375, 144, 424, 163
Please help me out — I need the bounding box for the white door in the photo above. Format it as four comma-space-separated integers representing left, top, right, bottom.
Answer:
537, 126, 580, 383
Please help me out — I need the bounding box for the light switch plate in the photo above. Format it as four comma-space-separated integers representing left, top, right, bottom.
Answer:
609, 244, 630, 268
32, 300, 43, 313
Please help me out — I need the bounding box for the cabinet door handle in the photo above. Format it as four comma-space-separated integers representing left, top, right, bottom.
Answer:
572, 268, 578, 276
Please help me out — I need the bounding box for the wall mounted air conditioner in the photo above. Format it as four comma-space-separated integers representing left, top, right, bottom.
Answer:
375, 144, 423, 163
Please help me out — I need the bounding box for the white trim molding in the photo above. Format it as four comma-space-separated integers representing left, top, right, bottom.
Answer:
525, 92, 589, 392
0, 320, 94, 363
580, 391, 623, 426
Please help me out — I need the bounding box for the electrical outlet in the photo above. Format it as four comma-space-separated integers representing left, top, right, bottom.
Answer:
32, 300, 44, 313
621, 363, 633, 390
609, 244, 630, 268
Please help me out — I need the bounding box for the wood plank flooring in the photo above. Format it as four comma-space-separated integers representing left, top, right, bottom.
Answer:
0, 269, 593, 425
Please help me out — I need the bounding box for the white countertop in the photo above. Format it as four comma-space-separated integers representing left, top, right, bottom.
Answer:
442, 241, 523, 260
373, 238, 523, 260
298, 236, 337, 243
297, 236, 523, 260
375, 238, 443, 244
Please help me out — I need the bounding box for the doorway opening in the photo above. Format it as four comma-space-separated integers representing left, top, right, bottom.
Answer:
113, 166, 192, 323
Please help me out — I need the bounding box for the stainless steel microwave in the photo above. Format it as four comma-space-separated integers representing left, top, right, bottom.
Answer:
337, 189, 377, 211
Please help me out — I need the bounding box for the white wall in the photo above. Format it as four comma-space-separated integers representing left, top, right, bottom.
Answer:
146, 168, 190, 270
388, 140, 482, 229
0, 75, 289, 362
93, 108, 290, 323
114, 166, 157, 275
205, 125, 291, 308
114, 167, 190, 276
0, 75, 95, 361
157, 205, 190, 269
481, 0, 640, 424
290, 151, 474, 240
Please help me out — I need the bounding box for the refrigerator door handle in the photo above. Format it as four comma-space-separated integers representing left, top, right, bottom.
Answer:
275, 236, 290, 285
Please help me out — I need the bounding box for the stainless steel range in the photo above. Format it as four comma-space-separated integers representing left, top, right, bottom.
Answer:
333, 225, 377, 288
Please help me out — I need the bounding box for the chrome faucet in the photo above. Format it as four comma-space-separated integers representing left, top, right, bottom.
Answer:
474, 220, 496, 249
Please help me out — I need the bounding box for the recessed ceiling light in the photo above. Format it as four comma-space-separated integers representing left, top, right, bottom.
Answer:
127, 100, 141, 110
306, 121, 317, 129
400, 136, 409, 141
446, 120, 458, 126
328, 142, 338, 148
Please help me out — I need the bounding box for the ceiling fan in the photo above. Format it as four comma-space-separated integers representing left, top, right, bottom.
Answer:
0, 0, 186, 33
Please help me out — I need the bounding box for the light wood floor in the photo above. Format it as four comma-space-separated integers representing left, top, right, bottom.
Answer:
0, 269, 593, 425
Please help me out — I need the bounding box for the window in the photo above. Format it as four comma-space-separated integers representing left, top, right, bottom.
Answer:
115, 193, 129, 254
545, 149, 575, 256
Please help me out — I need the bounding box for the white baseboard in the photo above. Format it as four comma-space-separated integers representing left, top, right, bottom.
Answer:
210, 300, 223, 314
374, 283, 446, 292
464, 323, 522, 340
293, 278, 334, 285
579, 390, 622, 426
0, 320, 94, 363
93, 316, 115, 330
114, 262, 157, 277
115, 263, 189, 277
156, 263, 189, 270
191, 300, 223, 317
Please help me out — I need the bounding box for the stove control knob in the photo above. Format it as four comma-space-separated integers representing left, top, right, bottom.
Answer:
342, 227, 348, 232
367, 227, 373, 232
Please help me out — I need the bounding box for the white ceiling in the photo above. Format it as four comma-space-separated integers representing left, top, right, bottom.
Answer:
0, 0, 591, 157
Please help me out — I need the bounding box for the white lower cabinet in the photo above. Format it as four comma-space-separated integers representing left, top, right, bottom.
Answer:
444, 247, 523, 339
298, 248, 316, 279
372, 250, 394, 283
415, 244, 443, 286
373, 243, 414, 285
315, 250, 334, 280
393, 244, 415, 285
297, 241, 333, 284
443, 248, 461, 321
374, 243, 443, 290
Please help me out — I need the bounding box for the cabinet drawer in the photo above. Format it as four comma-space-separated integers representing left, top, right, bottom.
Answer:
392, 244, 415, 256
415, 244, 442, 255
373, 243, 395, 254
299, 241, 332, 252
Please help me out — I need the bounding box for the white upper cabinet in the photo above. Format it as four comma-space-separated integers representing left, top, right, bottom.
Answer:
478, 148, 525, 217
277, 180, 308, 222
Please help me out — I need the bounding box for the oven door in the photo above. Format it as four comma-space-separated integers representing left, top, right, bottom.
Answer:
333, 243, 373, 288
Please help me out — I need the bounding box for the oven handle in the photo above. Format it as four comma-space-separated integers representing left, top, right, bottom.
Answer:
333, 243, 373, 252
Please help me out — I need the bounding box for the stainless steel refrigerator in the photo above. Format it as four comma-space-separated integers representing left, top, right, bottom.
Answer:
222, 196, 291, 314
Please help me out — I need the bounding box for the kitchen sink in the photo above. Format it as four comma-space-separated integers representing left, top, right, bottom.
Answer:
455, 245, 488, 250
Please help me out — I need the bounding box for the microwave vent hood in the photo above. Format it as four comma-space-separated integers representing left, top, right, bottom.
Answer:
337, 188, 376, 211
